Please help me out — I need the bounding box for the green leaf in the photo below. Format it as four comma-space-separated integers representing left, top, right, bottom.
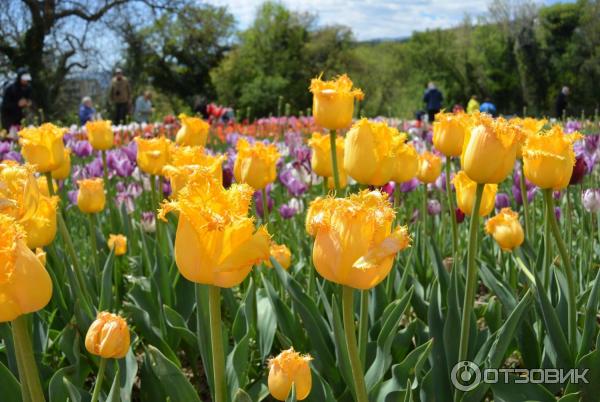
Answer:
257, 289, 277, 361
490, 375, 555, 402
163, 304, 197, 349
0, 360, 21, 402
106, 365, 121, 402
233, 389, 253, 402
427, 280, 452, 402
578, 267, 600, 360
99, 249, 115, 311
145, 345, 201, 402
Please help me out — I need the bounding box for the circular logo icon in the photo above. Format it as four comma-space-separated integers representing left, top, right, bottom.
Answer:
451, 361, 481, 391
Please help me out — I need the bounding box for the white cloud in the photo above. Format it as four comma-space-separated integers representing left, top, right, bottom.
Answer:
208, 0, 565, 40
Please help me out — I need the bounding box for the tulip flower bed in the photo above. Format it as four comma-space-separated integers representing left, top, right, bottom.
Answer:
2, 75, 600, 402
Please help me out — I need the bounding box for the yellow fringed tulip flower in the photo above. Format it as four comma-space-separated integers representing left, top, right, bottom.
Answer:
509, 117, 547, 158
392, 141, 419, 183
37, 176, 57, 197
461, 115, 523, 184
176, 114, 210, 146
86, 120, 114, 150
344, 119, 404, 186
309, 74, 364, 130
108, 234, 127, 256
522, 125, 583, 190
18, 123, 66, 173
22, 195, 58, 249
51, 148, 71, 180
165, 146, 225, 197
77, 178, 106, 214
452, 171, 497, 216
266, 243, 292, 270
0, 163, 40, 223
159, 169, 270, 288
0, 214, 52, 322
234, 138, 280, 190
85, 312, 130, 359
35, 248, 46, 266
485, 208, 524, 251
433, 111, 467, 157
135, 137, 171, 176
268, 348, 313, 401
306, 190, 411, 290
416, 151, 442, 184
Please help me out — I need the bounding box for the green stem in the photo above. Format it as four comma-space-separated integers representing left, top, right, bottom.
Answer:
519, 163, 531, 241
457, 183, 484, 364
543, 199, 552, 290
421, 184, 428, 267
566, 187, 573, 258
544, 189, 577, 353
90, 358, 107, 402
45, 172, 94, 319
262, 187, 270, 225
329, 129, 341, 193
342, 286, 369, 402
358, 290, 369, 370
88, 214, 100, 281
445, 158, 458, 261
12, 316, 46, 402
209, 285, 226, 402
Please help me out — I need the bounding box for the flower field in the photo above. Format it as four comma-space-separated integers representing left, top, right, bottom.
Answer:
2, 74, 600, 402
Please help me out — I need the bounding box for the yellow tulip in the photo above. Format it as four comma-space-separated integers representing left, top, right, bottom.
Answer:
309, 74, 364, 130
107, 234, 127, 256
485, 208, 524, 251
85, 312, 130, 359
37, 176, 57, 197
416, 151, 442, 184
306, 190, 411, 290
344, 119, 404, 186
461, 115, 523, 184
35, 248, 46, 266
308, 132, 342, 177
391, 141, 419, 183
509, 117, 547, 158
165, 146, 225, 197
433, 111, 467, 157
452, 171, 497, 216
268, 348, 313, 401
18, 123, 66, 173
77, 178, 106, 214
0, 163, 40, 223
522, 125, 583, 190
0, 214, 52, 322
266, 243, 292, 270
159, 169, 270, 288
135, 137, 171, 176
233, 138, 280, 190
52, 148, 71, 180
176, 114, 210, 147
86, 120, 114, 150
21, 195, 58, 249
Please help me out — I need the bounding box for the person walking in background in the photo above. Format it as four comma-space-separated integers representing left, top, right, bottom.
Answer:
134, 90, 153, 123
1, 69, 33, 131
79, 96, 96, 125
479, 98, 497, 117
109, 68, 131, 124
423, 82, 443, 123
555, 86, 569, 118
467, 95, 480, 114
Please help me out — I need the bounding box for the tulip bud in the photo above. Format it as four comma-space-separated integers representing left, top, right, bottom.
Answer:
107, 234, 127, 256
432, 112, 467, 157
77, 178, 106, 214
176, 114, 209, 147
453, 171, 497, 216
485, 208, 524, 251
22, 195, 58, 249
52, 148, 72, 180
416, 152, 442, 184
85, 312, 130, 359
582, 189, 600, 213
135, 137, 171, 176
569, 155, 587, 185
268, 348, 313, 401
266, 243, 292, 270
233, 138, 280, 190
86, 120, 114, 150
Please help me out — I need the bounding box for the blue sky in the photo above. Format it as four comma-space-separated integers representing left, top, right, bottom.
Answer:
210, 0, 574, 40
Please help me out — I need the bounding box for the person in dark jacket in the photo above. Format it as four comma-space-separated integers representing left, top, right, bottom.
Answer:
555, 86, 569, 119
1, 69, 33, 130
79, 96, 96, 125
423, 82, 443, 123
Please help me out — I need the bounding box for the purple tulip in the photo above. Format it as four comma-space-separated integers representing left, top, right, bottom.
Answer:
495, 193, 511, 210
72, 140, 93, 158
279, 167, 308, 197
0, 141, 10, 155
254, 187, 273, 218
3, 150, 22, 163
582, 189, 600, 213
68, 190, 78, 206
141, 211, 156, 233
85, 157, 104, 177
279, 203, 298, 219
107, 150, 135, 177
400, 178, 419, 193
554, 207, 561, 221
121, 141, 137, 162
427, 199, 441, 215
